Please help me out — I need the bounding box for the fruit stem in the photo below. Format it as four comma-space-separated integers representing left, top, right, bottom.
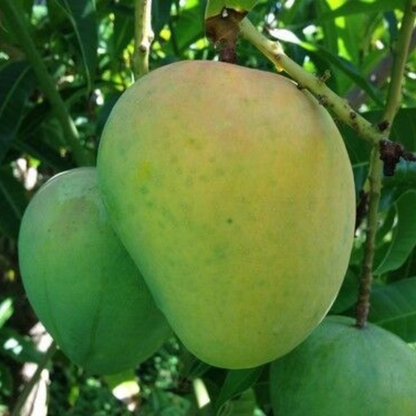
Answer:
133, 0, 154, 79
355, 148, 382, 328
0, 0, 93, 167
355, 0, 416, 328
11, 341, 57, 416
238, 18, 384, 146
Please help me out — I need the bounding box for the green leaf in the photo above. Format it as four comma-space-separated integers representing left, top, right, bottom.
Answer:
218, 388, 257, 416
0, 167, 28, 240
215, 367, 263, 412
153, 0, 175, 35
317, 0, 405, 21
0, 61, 35, 164
0, 362, 13, 397
175, 5, 206, 51
370, 277, 416, 342
384, 160, 416, 190
270, 30, 383, 106
205, 0, 258, 19
0, 299, 13, 330
375, 191, 416, 275
331, 270, 358, 314
0, 328, 44, 364
315, 0, 338, 55
49, 0, 97, 91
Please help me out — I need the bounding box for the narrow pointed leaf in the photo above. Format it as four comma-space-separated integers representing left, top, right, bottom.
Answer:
49, 0, 97, 91
0, 168, 28, 240
0, 61, 34, 163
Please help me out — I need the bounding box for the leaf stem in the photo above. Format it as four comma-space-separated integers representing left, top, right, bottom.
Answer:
0, 0, 92, 166
238, 18, 383, 146
133, 0, 154, 79
12, 342, 57, 416
355, 0, 416, 328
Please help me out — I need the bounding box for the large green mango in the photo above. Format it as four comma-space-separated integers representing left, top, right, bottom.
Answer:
18, 168, 171, 374
97, 60, 355, 369
270, 316, 416, 415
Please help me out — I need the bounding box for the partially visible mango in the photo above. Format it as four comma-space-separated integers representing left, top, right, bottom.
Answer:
270, 316, 416, 415
97, 60, 356, 369
18, 167, 171, 374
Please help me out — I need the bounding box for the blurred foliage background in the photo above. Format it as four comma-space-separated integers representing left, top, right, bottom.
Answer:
1, 0, 416, 414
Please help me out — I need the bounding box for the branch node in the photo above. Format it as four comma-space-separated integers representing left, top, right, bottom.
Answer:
377, 120, 390, 132
379, 140, 416, 176
316, 94, 328, 106
355, 190, 369, 232
318, 69, 331, 84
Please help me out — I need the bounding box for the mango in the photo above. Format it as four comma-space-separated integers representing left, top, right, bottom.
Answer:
18, 167, 171, 374
97, 60, 355, 369
270, 315, 416, 415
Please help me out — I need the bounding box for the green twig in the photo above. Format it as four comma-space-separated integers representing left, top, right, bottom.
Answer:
133, 0, 154, 79
12, 342, 57, 416
0, 0, 92, 166
355, 0, 416, 328
238, 19, 384, 146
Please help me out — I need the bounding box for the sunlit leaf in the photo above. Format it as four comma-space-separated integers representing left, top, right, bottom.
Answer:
270, 29, 383, 105
0, 299, 13, 330
318, 0, 405, 21
0, 328, 44, 364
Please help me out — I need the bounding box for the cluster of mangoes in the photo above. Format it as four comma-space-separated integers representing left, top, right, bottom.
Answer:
19, 61, 416, 413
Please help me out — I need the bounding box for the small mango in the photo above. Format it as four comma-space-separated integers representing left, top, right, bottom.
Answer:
18, 167, 171, 374
271, 316, 416, 415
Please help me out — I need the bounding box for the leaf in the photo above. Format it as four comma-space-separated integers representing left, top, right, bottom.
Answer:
330, 270, 358, 314
0, 328, 44, 364
370, 277, 416, 342
270, 29, 383, 105
0, 362, 13, 397
218, 388, 257, 416
0, 299, 13, 330
317, 0, 405, 21
0, 168, 28, 240
49, 0, 97, 91
383, 159, 416, 190
0, 61, 35, 164
215, 367, 263, 412
175, 5, 206, 51
205, 0, 258, 19
314, 0, 338, 55
153, 0, 175, 35
375, 191, 416, 275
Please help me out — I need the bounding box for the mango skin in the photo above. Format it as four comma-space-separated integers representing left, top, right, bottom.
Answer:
270, 316, 416, 415
18, 168, 171, 375
97, 60, 355, 369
